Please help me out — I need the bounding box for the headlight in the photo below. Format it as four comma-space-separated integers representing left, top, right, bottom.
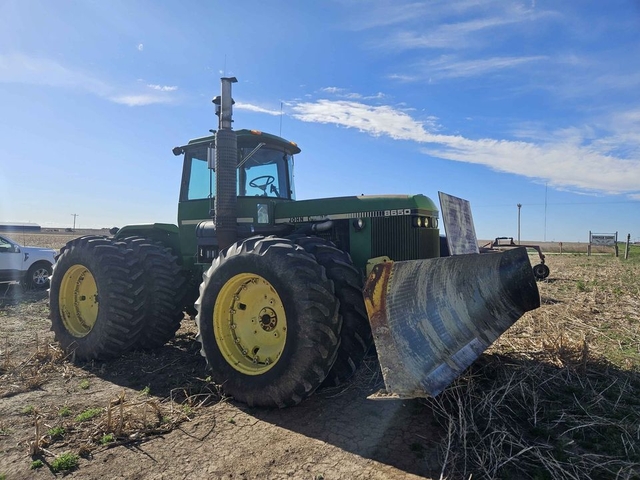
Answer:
353, 218, 365, 231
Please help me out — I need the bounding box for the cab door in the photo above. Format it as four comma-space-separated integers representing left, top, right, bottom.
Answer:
0, 236, 23, 282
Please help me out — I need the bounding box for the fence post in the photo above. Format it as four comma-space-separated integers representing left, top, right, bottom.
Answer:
625, 233, 631, 260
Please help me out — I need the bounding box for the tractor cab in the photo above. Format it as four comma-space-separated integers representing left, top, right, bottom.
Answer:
176, 129, 300, 202
174, 129, 301, 265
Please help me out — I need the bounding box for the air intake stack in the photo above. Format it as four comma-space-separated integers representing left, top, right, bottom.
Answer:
214, 77, 238, 250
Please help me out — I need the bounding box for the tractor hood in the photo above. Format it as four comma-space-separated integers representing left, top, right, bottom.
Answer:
274, 194, 439, 225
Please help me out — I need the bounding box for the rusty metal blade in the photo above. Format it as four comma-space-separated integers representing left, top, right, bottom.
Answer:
363, 247, 540, 399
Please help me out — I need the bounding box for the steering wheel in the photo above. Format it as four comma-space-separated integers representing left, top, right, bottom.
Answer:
249, 175, 275, 193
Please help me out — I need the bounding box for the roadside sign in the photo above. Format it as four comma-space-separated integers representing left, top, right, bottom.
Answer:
590, 233, 617, 246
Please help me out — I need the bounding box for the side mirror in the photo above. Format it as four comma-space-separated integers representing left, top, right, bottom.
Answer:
13, 245, 21, 253
207, 145, 216, 170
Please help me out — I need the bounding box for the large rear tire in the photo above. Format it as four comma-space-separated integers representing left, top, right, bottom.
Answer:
121, 236, 185, 350
195, 236, 341, 408
49, 236, 146, 360
291, 236, 372, 387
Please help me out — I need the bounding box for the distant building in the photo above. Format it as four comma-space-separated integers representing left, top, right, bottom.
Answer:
0, 222, 42, 233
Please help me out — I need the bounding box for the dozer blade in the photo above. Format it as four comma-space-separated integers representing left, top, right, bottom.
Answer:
363, 247, 540, 399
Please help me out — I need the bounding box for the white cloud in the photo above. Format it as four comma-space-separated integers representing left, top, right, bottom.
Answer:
422, 55, 547, 80
343, 0, 520, 32
235, 102, 282, 116
110, 94, 174, 106
320, 87, 344, 94
387, 73, 419, 82
318, 87, 386, 100
290, 99, 640, 196
359, 2, 559, 54
0, 53, 178, 107
344, 2, 431, 31
380, 16, 523, 50
0, 53, 110, 95
137, 43, 144, 51
147, 84, 178, 92
292, 100, 433, 140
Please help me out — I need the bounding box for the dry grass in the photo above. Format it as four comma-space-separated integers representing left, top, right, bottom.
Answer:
429, 254, 640, 479
25, 384, 225, 466
0, 301, 224, 471
1, 228, 109, 251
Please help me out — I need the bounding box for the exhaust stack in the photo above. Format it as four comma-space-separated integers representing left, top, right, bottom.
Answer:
214, 77, 238, 250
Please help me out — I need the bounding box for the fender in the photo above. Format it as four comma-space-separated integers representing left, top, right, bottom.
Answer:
112, 223, 182, 263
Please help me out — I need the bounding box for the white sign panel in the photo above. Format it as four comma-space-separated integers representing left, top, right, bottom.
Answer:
438, 192, 480, 255
590, 234, 616, 246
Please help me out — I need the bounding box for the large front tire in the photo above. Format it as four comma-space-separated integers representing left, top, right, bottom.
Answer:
49, 236, 146, 360
195, 236, 341, 408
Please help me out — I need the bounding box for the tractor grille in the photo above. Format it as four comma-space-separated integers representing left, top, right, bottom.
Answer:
370, 216, 438, 261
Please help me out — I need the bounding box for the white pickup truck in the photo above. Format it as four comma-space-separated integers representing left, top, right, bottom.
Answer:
0, 234, 57, 289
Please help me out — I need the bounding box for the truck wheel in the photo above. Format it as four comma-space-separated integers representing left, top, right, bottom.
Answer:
122, 237, 186, 349
196, 236, 341, 407
291, 236, 372, 387
49, 236, 146, 360
23, 261, 53, 290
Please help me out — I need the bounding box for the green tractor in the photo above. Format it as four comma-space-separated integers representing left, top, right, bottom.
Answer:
49, 78, 540, 408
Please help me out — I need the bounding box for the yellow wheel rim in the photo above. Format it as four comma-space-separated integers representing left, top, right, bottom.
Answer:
214, 273, 287, 375
59, 265, 99, 338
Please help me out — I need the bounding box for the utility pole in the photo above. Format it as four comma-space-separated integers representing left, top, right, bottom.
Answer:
544, 183, 548, 241
71, 213, 79, 231
517, 203, 522, 245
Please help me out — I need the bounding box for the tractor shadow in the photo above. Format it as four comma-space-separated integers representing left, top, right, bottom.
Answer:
83, 340, 442, 478
78, 329, 212, 403
247, 352, 640, 479
248, 357, 444, 478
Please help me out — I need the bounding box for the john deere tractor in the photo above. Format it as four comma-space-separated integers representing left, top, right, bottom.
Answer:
49, 78, 540, 408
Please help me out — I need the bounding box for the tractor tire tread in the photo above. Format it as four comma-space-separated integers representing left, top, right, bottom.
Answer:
290, 236, 373, 387
121, 236, 186, 349
195, 235, 341, 408
49, 236, 146, 360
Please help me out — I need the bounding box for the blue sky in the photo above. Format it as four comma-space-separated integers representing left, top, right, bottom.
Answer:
1, 0, 639, 242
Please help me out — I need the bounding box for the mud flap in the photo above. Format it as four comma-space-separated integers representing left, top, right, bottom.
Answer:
363, 247, 540, 399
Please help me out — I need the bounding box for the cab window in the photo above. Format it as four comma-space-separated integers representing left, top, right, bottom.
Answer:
185, 150, 214, 200
181, 145, 292, 200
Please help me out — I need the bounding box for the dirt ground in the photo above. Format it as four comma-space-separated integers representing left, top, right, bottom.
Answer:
1, 234, 638, 479
0, 229, 442, 479
0, 286, 441, 479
